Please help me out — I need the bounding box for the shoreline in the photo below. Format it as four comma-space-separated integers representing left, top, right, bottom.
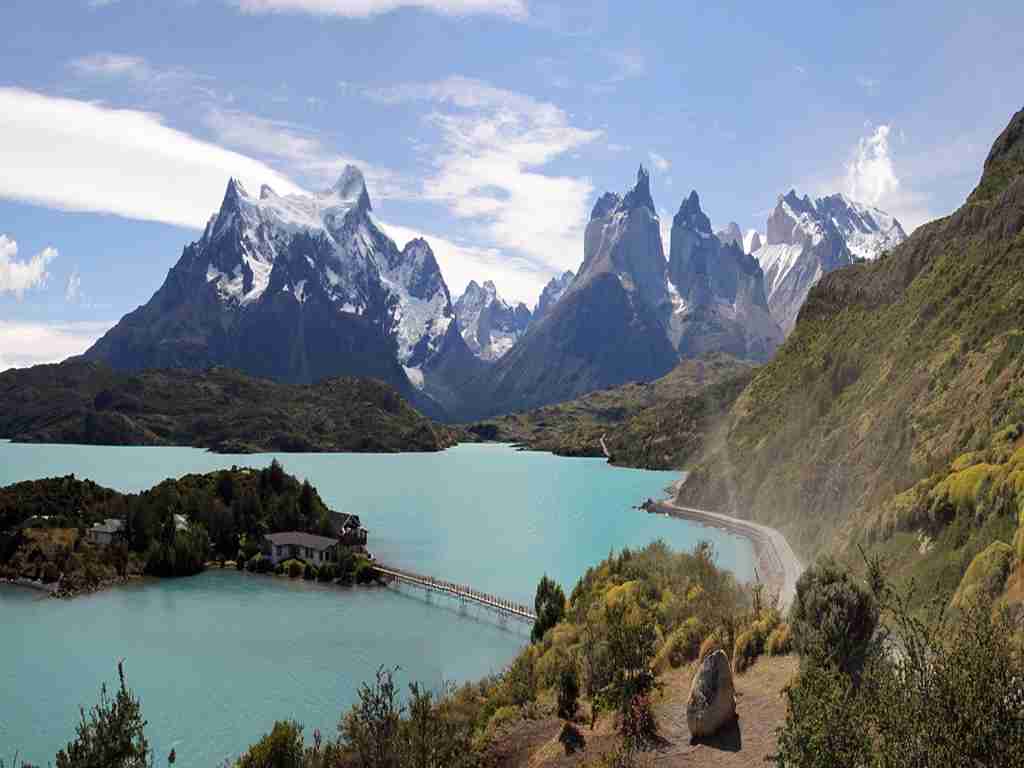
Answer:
644, 480, 803, 609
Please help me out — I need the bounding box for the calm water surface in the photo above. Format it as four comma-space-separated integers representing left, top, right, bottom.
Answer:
0, 442, 753, 764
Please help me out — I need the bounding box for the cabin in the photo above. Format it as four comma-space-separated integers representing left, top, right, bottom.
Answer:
327, 512, 368, 547
86, 518, 124, 547
263, 531, 339, 566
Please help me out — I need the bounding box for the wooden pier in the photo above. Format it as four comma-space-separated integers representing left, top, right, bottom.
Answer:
373, 564, 536, 623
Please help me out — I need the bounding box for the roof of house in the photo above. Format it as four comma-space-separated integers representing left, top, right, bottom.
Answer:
328, 511, 361, 530
91, 518, 124, 534
265, 531, 338, 551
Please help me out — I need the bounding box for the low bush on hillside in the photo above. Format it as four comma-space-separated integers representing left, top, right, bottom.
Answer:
773, 555, 1024, 766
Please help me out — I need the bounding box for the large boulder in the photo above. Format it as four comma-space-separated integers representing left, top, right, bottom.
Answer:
686, 649, 736, 738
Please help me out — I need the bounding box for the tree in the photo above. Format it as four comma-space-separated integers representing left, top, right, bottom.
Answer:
600, 601, 659, 744
55, 662, 151, 768
339, 666, 403, 768
235, 721, 304, 768
788, 557, 879, 677
531, 574, 566, 643
557, 667, 579, 721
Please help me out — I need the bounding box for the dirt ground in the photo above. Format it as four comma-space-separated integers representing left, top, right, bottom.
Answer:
489, 655, 797, 767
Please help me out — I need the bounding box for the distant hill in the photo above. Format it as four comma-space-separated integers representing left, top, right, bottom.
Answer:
0, 360, 456, 453
677, 107, 1024, 601
468, 355, 755, 470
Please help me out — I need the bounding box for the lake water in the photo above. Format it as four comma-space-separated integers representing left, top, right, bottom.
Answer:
0, 442, 754, 764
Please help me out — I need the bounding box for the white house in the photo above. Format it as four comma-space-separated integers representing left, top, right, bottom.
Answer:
86, 518, 124, 546
263, 531, 339, 566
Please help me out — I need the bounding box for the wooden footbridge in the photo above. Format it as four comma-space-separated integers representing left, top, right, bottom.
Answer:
373, 564, 536, 623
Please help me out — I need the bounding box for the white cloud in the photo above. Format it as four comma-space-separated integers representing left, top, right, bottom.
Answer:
0, 235, 57, 299
232, 0, 526, 19
0, 87, 305, 230
0, 321, 111, 372
378, 220, 547, 305
648, 151, 670, 173
203, 108, 411, 198
367, 76, 601, 281
845, 125, 899, 206
843, 123, 932, 231
65, 270, 82, 303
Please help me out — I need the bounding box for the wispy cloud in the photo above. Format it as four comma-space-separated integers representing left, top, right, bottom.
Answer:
605, 50, 646, 83
203, 108, 411, 198
856, 75, 879, 93
0, 88, 304, 230
366, 76, 602, 279
0, 321, 111, 372
0, 234, 56, 299
648, 151, 670, 172
65, 270, 82, 303
69, 52, 219, 102
232, 0, 527, 20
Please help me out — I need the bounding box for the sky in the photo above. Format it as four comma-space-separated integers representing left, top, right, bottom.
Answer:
1, 0, 1022, 369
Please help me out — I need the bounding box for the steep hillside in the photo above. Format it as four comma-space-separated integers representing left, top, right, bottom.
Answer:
470, 355, 755, 469
0, 360, 456, 453
678, 108, 1024, 584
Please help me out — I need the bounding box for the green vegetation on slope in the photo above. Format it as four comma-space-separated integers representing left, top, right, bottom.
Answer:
678, 108, 1024, 605
0, 360, 456, 454
467, 355, 756, 469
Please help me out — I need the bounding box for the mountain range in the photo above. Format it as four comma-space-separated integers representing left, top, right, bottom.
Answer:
78, 158, 905, 421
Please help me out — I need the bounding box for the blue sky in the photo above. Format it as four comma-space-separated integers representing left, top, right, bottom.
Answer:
1, 0, 1022, 369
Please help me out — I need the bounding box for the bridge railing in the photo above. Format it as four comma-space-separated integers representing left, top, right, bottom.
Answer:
373, 564, 536, 622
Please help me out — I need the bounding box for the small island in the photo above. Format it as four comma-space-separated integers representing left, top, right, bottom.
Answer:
0, 460, 376, 597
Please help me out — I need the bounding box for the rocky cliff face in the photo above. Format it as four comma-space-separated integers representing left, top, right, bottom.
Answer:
454, 280, 531, 361
715, 222, 743, 249
667, 192, 782, 360
753, 191, 906, 333
83, 167, 475, 418
532, 270, 575, 325
575, 166, 670, 313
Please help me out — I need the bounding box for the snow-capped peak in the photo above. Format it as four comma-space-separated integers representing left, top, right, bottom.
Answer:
455, 279, 531, 361
331, 165, 370, 210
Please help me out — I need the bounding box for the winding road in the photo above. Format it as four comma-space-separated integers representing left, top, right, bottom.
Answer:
652, 497, 803, 609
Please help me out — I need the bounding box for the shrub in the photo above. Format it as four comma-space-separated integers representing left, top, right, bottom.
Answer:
303, 563, 318, 581
235, 720, 304, 768
733, 629, 763, 674
557, 667, 579, 721
274, 562, 284, 576
620, 694, 658, 749
558, 722, 586, 755
765, 623, 793, 656
949, 541, 1014, 610
789, 557, 879, 676
284, 559, 304, 579
532, 575, 567, 643
255, 556, 273, 574
353, 558, 376, 585
663, 617, 704, 669
54, 662, 151, 768
317, 563, 337, 582
234, 559, 244, 571
245, 553, 261, 572
41, 562, 60, 584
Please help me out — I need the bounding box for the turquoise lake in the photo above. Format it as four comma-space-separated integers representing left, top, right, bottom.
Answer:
0, 442, 754, 764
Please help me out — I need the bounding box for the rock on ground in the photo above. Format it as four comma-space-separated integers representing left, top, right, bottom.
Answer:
686, 649, 737, 738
